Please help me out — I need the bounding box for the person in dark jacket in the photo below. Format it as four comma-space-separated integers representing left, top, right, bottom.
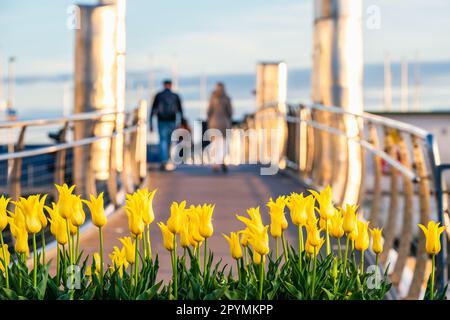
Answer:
150, 80, 184, 170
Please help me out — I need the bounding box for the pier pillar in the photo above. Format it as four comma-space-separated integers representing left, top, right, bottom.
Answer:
256, 62, 287, 114
73, 3, 118, 196
255, 62, 288, 170
312, 0, 364, 204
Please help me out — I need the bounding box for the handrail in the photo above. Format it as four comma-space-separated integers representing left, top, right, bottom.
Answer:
0, 109, 119, 129
309, 103, 430, 139
282, 113, 419, 182
0, 125, 138, 162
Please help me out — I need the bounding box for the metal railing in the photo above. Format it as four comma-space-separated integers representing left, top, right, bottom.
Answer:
237, 102, 449, 299
0, 101, 148, 248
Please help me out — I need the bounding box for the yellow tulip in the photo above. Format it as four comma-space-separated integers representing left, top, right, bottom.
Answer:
68, 219, 78, 236
236, 207, 264, 232
305, 237, 324, 256
306, 223, 322, 247
0, 244, 10, 273
355, 220, 370, 252
124, 193, 145, 237
109, 246, 128, 277
93, 252, 101, 275
8, 216, 29, 256
119, 236, 136, 264
240, 229, 250, 247
167, 201, 186, 234
84, 193, 106, 228
55, 184, 76, 219
14, 195, 46, 234
309, 186, 336, 220
253, 251, 262, 265
418, 221, 446, 255
267, 196, 288, 238
371, 228, 383, 254
223, 232, 243, 260
199, 204, 214, 238
70, 195, 86, 227
179, 221, 191, 248
158, 222, 175, 251
186, 205, 204, 244
330, 210, 344, 239
319, 217, 331, 232
46, 203, 68, 245
136, 188, 157, 225
287, 193, 314, 227
342, 204, 359, 234
349, 228, 358, 241
246, 224, 270, 256
0, 196, 11, 232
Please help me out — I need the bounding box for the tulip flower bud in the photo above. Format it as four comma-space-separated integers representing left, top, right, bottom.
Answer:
418, 221, 446, 255
355, 220, 370, 252
158, 222, 175, 251
0, 196, 11, 232
223, 232, 243, 260
84, 193, 106, 228
0, 244, 10, 273
119, 237, 136, 264
55, 184, 76, 219
370, 228, 383, 255
167, 201, 186, 234
199, 204, 214, 238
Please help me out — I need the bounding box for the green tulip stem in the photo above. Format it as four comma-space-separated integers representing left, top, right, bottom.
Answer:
203, 238, 208, 281
258, 256, 265, 300
75, 228, 80, 262
375, 253, 379, 290
56, 244, 60, 285
142, 228, 147, 260
343, 235, 350, 273
298, 225, 304, 252
66, 219, 72, 266
275, 237, 279, 260
236, 258, 241, 282
337, 237, 342, 261
281, 232, 289, 261
360, 250, 365, 274
134, 235, 139, 286
298, 226, 304, 270
173, 235, 178, 299
41, 229, 46, 265
147, 227, 152, 260
99, 227, 104, 287
243, 246, 248, 268
0, 233, 9, 288
431, 254, 436, 300
312, 247, 317, 299
326, 223, 331, 256
33, 233, 37, 287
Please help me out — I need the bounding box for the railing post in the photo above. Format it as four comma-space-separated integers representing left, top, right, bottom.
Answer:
7, 126, 26, 201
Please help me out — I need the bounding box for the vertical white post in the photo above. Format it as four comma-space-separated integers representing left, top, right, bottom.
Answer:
74, 4, 117, 194
401, 57, 409, 112
384, 53, 392, 112
312, 0, 364, 204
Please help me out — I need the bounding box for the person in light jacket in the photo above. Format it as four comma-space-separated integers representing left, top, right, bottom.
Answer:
207, 82, 233, 172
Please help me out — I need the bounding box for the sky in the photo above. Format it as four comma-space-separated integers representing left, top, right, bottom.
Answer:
0, 0, 450, 77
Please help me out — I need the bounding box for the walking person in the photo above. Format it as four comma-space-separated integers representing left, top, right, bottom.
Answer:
207, 82, 233, 172
150, 79, 184, 171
